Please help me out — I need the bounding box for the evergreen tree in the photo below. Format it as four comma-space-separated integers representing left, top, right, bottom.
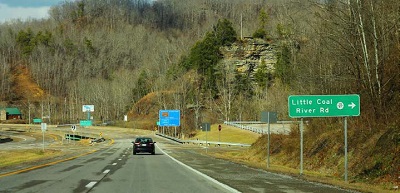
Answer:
179, 18, 237, 97
16, 28, 36, 56
234, 70, 253, 98
135, 70, 150, 99
254, 61, 272, 90
275, 44, 293, 85
253, 9, 269, 39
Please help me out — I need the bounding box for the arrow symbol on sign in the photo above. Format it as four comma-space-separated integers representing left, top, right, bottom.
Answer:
348, 102, 356, 109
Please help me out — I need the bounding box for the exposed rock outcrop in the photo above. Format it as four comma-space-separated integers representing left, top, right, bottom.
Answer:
220, 37, 277, 79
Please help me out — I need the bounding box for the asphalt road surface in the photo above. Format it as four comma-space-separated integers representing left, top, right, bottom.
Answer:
157, 137, 355, 193
0, 132, 356, 193
0, 138, 234, 193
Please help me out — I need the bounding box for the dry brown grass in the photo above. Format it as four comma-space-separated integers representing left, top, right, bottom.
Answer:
207, 147, 396, 193
0, 149, 63, 169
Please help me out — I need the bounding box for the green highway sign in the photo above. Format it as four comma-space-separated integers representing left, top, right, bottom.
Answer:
33, 118, 42, 123
288, 95, 360, 118
80, 120, 92, 126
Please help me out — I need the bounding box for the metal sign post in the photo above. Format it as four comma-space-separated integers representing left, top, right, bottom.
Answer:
201, 123, 210, 153
174, 127, 177, 138
206, 124, 208, 153
261, 111, 277, 168
82, 105, 94, 126
41, 123, 47, 151
288, 95, 360, 181
43, 131, 44, 151
267, 112, 270, 168
300, 118, 304, 175
344, 117, 348, 182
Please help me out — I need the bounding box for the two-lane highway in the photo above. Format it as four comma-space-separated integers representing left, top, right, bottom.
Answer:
0, 138, 235, 193
0, 131, 357, 193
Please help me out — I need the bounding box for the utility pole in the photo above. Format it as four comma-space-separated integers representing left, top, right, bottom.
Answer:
240, 13, 243, 40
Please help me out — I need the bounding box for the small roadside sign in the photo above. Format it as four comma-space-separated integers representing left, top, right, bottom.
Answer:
41, 123, 47, 151
82, 105, 94, 112
80, 120, 92, 126
201, 123, 210, 131
41, 123, 47, 132
33, 118, 42, 123
261, 111, 277, 123
71, 125, 77, 132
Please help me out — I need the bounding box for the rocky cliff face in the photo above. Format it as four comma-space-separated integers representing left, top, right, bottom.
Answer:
220, 37, 277, 79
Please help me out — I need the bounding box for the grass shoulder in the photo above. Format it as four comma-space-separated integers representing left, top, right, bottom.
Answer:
189, 125, 395, 193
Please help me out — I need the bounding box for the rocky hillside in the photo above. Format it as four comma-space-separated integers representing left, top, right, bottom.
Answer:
221, 37, 277, 78
128, 37, 279, 130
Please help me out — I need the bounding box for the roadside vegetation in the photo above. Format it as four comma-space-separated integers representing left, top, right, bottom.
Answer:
0, 149, 63, 169
200, 124, 396, 193
187, 124, 260, 144
0, 0, 399, 191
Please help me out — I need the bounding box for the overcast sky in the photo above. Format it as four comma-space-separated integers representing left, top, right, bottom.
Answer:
0, 0, 66, 23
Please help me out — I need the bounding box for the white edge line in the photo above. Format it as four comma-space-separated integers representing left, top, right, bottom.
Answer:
155, 144, 241, 193
103, 169, 110, 174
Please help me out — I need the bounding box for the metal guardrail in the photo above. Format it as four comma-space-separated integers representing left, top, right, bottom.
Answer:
156, 121, 300, 145
224, 121, 267, 134
155, 133, 251, 147
64, 134, 94, 141
224, 121, 298, 134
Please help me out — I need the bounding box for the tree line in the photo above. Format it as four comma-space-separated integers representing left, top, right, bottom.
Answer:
0, 0, 398, 127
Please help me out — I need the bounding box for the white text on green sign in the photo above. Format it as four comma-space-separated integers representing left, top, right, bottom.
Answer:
288, 95, 360, 118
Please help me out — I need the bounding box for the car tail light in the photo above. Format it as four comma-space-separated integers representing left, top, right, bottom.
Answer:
134, 142, 140, 145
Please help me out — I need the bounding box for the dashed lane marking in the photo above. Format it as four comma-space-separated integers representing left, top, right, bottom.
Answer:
85, 182, 97, 188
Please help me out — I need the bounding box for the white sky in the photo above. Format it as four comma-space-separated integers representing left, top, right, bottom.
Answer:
0, 0, 154, 24
0, 3, 51, 23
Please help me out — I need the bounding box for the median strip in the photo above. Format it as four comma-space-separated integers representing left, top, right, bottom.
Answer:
0, 149, 97, 178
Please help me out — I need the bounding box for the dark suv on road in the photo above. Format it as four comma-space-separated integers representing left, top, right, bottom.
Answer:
133, 137, 156, 155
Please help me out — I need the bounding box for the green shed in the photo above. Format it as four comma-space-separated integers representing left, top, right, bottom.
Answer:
0, 108, 22, 120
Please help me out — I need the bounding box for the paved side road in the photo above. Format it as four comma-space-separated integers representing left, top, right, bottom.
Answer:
156, 140, 358, 193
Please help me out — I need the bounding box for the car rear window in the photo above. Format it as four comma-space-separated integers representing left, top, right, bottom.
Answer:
135, 138, 153, 143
